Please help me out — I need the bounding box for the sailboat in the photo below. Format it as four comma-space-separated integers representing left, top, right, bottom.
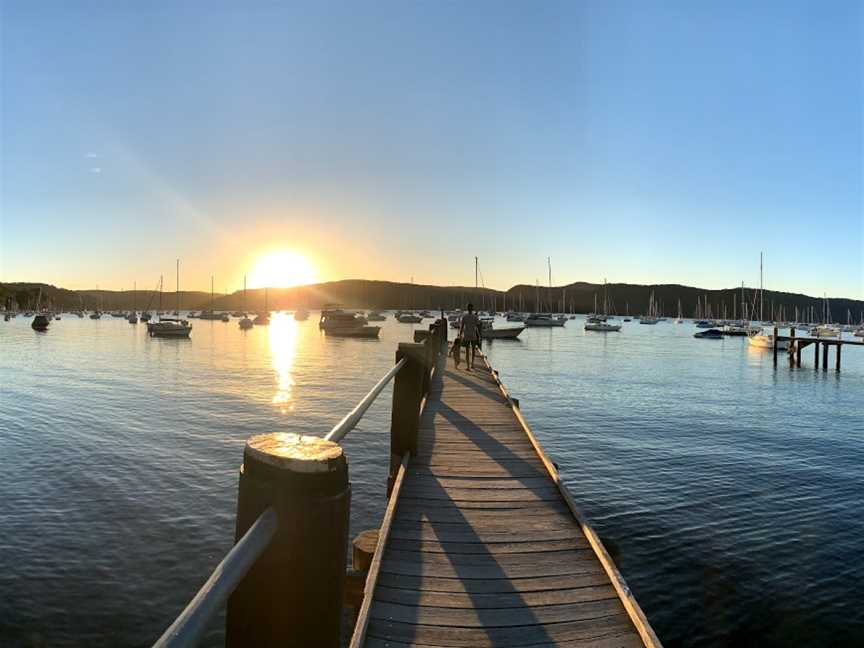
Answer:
149, 260, 192, 338
748, 253, 788, 350
127, 282, 139, 323
200, 276, 228, 321
585, 280, 621, 332
674, 299, 683, 324
239, 276, 253, 329
639, 292, 659, 324
253, 287, 270, 326
526, 261, 566, 327
31, 288, 50, 331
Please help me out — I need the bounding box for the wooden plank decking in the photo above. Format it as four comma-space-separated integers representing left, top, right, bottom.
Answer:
360, 352, 659, 648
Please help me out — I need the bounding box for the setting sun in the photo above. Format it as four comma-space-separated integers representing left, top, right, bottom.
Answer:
249, 251, 316, 288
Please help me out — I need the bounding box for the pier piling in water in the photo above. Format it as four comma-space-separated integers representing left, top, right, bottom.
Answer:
226, 433, 350, 648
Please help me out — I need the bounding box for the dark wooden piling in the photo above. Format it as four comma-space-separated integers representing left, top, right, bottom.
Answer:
795, 341, 802, 368
823, 343, 829, 370
352, 529, 378, 572
227, 433, 350, 648
836, 343, 841, 371
388, 342, 428, 495
772, 326, 779, 365
814, 341, 820, 370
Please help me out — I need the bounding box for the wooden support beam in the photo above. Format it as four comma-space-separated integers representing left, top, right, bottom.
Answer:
814, 341, 819, 370
823, 342, 829, 370
836, 343, 842, 372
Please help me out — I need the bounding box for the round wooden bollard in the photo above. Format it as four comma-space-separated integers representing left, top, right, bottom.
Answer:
226, 433, 350, 648
352, 529, 379, 572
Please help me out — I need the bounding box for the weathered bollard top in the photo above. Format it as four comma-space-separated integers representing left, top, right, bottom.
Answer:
243, 432, 348, 494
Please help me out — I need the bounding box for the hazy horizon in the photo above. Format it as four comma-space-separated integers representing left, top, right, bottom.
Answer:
2, 1, 862, 298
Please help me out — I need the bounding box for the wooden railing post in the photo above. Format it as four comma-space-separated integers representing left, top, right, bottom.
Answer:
389, 343, 426, 495
227, 433, 350, 648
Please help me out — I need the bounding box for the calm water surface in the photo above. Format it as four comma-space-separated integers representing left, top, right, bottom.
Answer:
2, 313, 862, 647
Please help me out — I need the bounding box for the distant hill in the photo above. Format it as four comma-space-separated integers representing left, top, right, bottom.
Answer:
2, 279, 862, 323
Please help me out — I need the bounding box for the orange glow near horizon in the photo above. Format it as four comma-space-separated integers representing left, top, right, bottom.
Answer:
249, 251, 317, 289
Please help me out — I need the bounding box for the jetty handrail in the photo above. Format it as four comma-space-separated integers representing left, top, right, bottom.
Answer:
325, 357, 408, 443
348, 452, 410, 648
153, 507, 278, 648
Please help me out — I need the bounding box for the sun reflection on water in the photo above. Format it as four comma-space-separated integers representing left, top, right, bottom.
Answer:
268, 312, 298, 412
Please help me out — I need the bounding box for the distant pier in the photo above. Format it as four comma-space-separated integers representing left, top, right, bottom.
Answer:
769, 326, 863, 371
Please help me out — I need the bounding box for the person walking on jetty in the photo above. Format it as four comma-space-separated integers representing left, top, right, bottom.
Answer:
459, 303, 481, 371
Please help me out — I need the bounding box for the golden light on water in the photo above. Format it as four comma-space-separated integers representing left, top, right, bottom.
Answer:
268, 312, 298, 412
250, 250, 316, 289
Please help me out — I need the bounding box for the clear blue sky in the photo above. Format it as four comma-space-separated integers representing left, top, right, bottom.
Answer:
1, 0, 862, 298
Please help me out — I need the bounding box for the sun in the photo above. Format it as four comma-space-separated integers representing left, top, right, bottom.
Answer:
250, 251, 316, 288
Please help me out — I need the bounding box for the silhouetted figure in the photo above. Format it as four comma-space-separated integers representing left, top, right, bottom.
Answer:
459, 303, 481, 370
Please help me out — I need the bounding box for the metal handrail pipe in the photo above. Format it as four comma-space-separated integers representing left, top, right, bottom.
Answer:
325, 357, 407, 444
153, 507, 279, 648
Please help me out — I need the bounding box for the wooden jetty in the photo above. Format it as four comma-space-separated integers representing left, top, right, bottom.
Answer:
153, 319, 660, 648
769, 326, 864, 371
353, 352, 659, 648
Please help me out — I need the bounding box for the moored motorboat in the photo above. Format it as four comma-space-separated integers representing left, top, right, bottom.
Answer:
811, 325, 838, 338
148, 318, 192, 338
397, 313, 423, 323
326, 325, 381, 338
366, 310, 386, 321
525, 313, 565, 327
694, 328, 723, 339
747, 329, 789, 349
320, 309, 368, 330
481, 325, 525, 339
585, 318, 622, 332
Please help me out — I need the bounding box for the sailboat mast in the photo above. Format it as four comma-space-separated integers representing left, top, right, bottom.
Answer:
759, 251, 764, 322
475, 257, 478, 290
159, 275, 163, 312
176, 259, 181, 312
